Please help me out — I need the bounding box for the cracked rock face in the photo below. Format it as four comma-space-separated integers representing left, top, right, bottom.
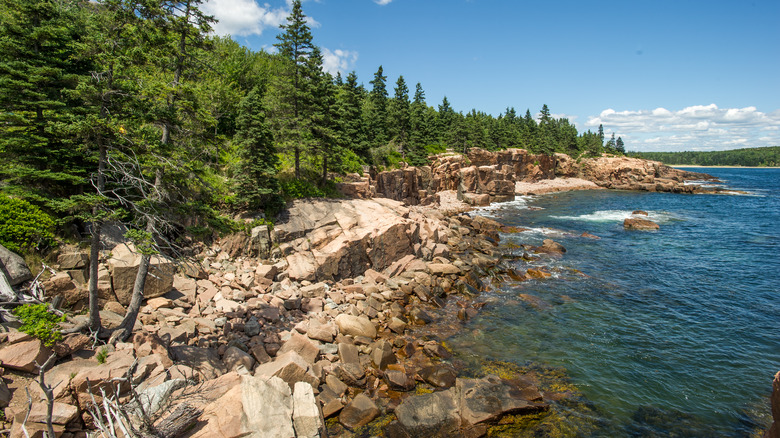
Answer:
274, 199, 417, 282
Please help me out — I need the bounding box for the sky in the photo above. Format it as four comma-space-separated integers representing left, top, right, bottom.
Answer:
201, 0, 780, 152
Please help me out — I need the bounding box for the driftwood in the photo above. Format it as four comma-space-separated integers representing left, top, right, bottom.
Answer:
153, 403, 202, 438
86, 359, 203, 438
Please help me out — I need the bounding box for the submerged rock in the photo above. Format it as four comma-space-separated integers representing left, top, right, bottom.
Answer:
624, 218, 660, 230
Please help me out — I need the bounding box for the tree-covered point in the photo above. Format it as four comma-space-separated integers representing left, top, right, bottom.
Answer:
0, 0, 628, 249
630, 147, 780, 167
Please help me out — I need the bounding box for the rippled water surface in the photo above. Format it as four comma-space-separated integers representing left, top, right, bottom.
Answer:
449, 168, 780, 436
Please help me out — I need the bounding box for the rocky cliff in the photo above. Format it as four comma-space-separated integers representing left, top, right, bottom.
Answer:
337, 148, 723, 205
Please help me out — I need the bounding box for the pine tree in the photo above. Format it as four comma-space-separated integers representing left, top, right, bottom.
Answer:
437, 96, 456, 145
365, 65, 388, 148
307, 47, 339, 184
336, 71, 367, 159
616, 136, 625, 154
235, 85, 280, 210
408, 82, 431, 164
112, 0, 216, 342
270, 0, 315, 179
388, 75, 410, 159
0, 0, 90, 210
605, 132, 616, 153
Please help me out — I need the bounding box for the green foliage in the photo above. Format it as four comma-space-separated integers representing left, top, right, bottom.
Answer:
425, 143, 447, 155
631, 146, 780, 167
331, 148, 364, 175
13, 304, 65, 347
279, 176, 342, 200
124, 229, 157, 256
234, 84, 282, 211
0, 194, 56, 252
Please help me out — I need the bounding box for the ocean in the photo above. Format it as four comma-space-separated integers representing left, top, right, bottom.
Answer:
448, 167, 780, 436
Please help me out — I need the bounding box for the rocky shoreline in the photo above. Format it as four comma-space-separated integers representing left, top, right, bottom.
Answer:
0, 149, 769, 438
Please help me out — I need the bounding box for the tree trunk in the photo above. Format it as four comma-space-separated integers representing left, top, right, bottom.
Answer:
294, 146, 300, 180
321, 153, 327, 186
114, 252, 150, 342
88, 142, 107, 332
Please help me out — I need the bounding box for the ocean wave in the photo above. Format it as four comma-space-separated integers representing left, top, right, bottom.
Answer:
551, 210, 682, 224
473, 196, 533, 216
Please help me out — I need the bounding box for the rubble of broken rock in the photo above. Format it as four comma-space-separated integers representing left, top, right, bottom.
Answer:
0, 197, 588, 438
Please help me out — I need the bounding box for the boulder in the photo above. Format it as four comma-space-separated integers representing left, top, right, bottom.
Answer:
70, 351, 139, 403
191, 375, 295, 438
394, 388, 461, 437
335, 314, 377, 339
277, 332, 320, 364
624, 218, 660, 230
42, 272, 84, 307
339, 393, 380, 431
250, 225, 272, 259
274, 199, 415, 281
370, 339, 397, 370
170, 346, 226, 380
767, 371, 780, 438
255, 264, 278, 281
223, 346, 256, 372
0, 379, 11, 408
457, 375, 548, 426
419, 365, 457, 388
427, 263, 461, 275
57, 252, 88, 270
318, 386, 344, 418
0, 339, 52, 374
306, 318, 336, 343
107, 243, 174, 306
25, 401, 79, 425
540, 239, 566, 254
384, 370, 415, 391
254, 351, 320, 389
0, 244, 32, 286
293, 382, 325, 438
133, 332, 172, 366
53, 333, 90, 358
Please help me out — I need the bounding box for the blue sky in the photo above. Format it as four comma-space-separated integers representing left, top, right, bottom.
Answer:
203, 0, 780, 152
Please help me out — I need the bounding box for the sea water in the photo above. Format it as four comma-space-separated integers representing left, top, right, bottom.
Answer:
448, 167, 780, 436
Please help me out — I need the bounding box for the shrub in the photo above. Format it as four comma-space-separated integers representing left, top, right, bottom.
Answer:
280, 179, 326, 199
0, 194, 56, 252
13, 303, 65, 346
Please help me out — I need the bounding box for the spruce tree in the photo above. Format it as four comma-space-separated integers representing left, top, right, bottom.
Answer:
437, 96, 456, 145
616, 136, 625, 154
365, 65, 388, 148
336, 71, 367, 159
270, 0, 315, 179
409, 82, 431, 164
235, 85, 280, 210
307, 47, 339, 183
0, 0, 90, 209
388, 75, 410, 159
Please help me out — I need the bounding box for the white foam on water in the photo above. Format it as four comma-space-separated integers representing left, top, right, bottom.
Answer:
684, 180, 723, 188
552, 210, 681, 224
473, 196, 533, 216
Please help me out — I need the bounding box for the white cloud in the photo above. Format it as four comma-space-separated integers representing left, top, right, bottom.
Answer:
374, 0, 393, 4
585, 104, 780, 152
203, 0, 319, 37
203, 0, 288, 36
322, 48, 358, 75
